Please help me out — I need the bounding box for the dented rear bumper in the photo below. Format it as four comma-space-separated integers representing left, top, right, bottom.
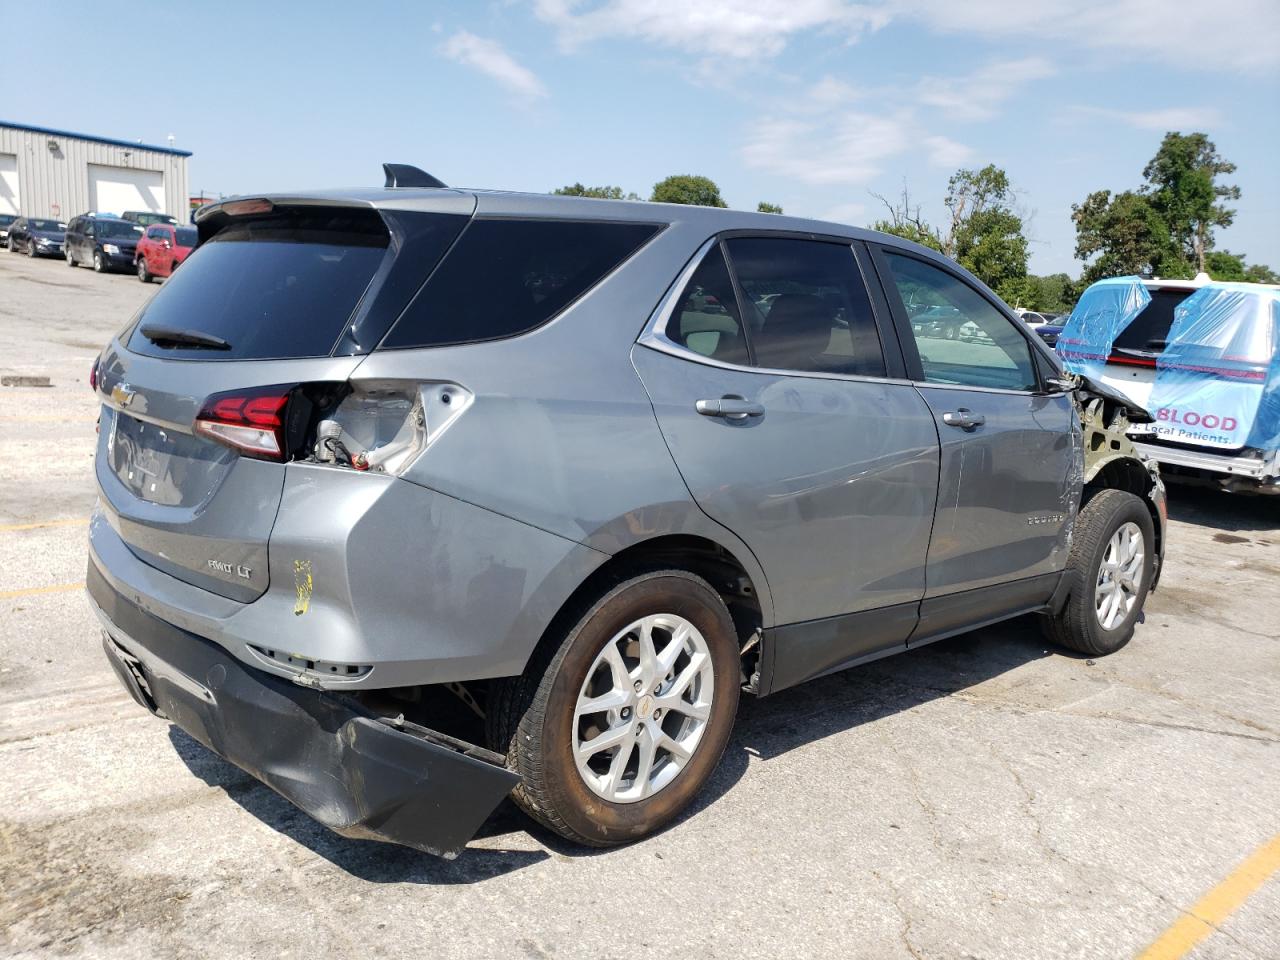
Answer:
88, 562, 519, 859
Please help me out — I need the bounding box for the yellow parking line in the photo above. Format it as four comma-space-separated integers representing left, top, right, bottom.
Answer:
0, 517, 89, 532
0, 582, 84, 600
1137, 832, 1280, 960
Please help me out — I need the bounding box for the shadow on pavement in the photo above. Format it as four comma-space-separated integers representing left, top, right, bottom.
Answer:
170, 614, 1050, 876
1164, 482, 1280, 533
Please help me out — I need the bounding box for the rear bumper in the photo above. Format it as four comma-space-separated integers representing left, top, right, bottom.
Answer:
88, 561, 520, 859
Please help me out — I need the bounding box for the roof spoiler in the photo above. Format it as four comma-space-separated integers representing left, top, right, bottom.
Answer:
383, 163, 446, 189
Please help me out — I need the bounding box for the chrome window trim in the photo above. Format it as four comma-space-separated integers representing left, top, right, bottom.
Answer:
638, 237, 913, 388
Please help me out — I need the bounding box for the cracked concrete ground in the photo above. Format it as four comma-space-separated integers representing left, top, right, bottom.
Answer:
1, 252, 1277, 959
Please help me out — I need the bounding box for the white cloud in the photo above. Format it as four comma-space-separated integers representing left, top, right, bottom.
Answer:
915, 57, 1056, 120
441, 31, 548, 100
742, 108, 964, 185
533, 0, 889, 59
1070, 105, 1224, 130
883, 0, 1280, 74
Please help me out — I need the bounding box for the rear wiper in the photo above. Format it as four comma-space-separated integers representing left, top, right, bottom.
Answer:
140, 324, 231, 350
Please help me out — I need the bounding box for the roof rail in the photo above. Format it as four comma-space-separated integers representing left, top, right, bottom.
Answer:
382, 163, 446, 189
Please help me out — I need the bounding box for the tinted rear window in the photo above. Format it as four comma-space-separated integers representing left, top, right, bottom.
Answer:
380, 218, 661, 349
1112, 288, 1194, 355
126, 208, 389, 361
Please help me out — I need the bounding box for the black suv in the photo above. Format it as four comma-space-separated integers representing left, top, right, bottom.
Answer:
0, 213, 14, 248
65, 215, 145, 273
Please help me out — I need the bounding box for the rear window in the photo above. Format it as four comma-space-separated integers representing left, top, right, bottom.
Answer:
1112, 288, 1194, 355
379, 218, 661, 349
126, 208, 389, 361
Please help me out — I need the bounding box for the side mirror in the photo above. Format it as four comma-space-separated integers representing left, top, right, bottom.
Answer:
1044, 376, 1075, 394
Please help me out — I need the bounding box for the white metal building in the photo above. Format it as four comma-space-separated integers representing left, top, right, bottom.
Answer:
0, 121, 191, 222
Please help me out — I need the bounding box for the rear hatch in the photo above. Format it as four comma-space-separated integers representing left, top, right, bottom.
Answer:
94, 198, 471, 600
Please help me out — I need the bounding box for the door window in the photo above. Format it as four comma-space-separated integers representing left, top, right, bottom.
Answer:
666, 244, 750, 366
882, 252, 1037, 391
725, 237, 885, 377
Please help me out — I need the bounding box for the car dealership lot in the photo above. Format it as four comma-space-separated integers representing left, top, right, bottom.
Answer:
1, 252, 1277, 959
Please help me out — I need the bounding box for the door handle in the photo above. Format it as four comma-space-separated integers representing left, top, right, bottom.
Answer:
696, 397, 765, 420
942, 408, 985, 431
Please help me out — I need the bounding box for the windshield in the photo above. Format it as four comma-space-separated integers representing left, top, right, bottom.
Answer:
98, 220, 144, 239
31, 219, 64, 232
175, 227, 197, 246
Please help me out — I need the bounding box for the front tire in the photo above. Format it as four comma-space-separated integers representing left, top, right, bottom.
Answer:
488, 570, 740, 847
66, 247, 77, 267
26, 240, 36, 258
93, 251, 106, 273
1042, 489, 1155, 656
136, 257, 152, 283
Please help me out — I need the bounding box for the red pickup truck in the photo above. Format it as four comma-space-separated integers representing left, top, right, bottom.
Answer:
134, 223, 197, 282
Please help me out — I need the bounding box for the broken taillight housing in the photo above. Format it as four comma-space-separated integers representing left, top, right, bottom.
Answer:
194, 387, 292, 460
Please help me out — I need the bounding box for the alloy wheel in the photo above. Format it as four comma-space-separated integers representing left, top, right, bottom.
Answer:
1095, 521, 1144, 630
573, 613, 714, 804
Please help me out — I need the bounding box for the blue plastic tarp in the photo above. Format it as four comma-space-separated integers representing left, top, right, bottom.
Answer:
1055, 276, 1151, 379
1147, 285, 1280, 450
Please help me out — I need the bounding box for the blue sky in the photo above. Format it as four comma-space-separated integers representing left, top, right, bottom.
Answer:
5, 1, 1278, 275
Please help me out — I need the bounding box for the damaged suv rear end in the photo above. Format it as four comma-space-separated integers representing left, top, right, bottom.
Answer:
88, 187, 668, 856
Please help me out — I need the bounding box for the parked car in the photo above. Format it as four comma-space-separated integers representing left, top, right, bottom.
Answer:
64, 215, 144, 272
0, 213, 14, 248
1035, 322, 1064, 347
1059, 274, 1280, 493
87, 166, 1166, 859
134, 223, 197, 282
121, 210, 178, 226
6, 217, 67, 258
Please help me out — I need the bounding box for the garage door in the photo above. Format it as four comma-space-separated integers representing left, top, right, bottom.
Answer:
0, 154, 18, 215
88, 164, 164, 217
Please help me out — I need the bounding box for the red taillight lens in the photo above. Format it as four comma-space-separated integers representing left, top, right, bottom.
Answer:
194, 386, 292, 460
90, 357, 99, 392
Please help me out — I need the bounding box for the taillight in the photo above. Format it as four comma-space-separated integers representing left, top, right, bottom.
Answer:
90, 357, 99, 392
194, 386, 292, 460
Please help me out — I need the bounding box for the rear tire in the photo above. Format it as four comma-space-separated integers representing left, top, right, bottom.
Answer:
488, 570, 740, 847
1042, 489, 1154, 657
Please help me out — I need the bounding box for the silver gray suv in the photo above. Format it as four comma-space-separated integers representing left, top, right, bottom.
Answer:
88, 165, 1165, 858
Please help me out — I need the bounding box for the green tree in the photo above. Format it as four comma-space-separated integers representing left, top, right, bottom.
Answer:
1019, 273, 1077, 312
870, 184, 945, 253
553, 183, 640, 200
650, 175, 727, 207
1204, 250, 1249, 282
1142, 133, 1240, 273
871, 167, 1032, 301
1244, 263, 1280, 284
1071, 189, 1183, 283
756, 201, 783, 214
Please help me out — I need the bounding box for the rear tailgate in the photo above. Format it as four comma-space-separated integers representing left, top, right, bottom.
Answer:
93, 197, 472, 601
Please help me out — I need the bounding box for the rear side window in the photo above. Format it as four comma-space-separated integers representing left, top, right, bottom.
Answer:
667, 245, 750, 365
726, 237, 886, 377
126, 208, 389, 361
380, 219, 661, 349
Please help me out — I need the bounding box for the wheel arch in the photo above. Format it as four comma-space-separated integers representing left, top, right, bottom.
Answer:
1081, 455, 1164, 577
